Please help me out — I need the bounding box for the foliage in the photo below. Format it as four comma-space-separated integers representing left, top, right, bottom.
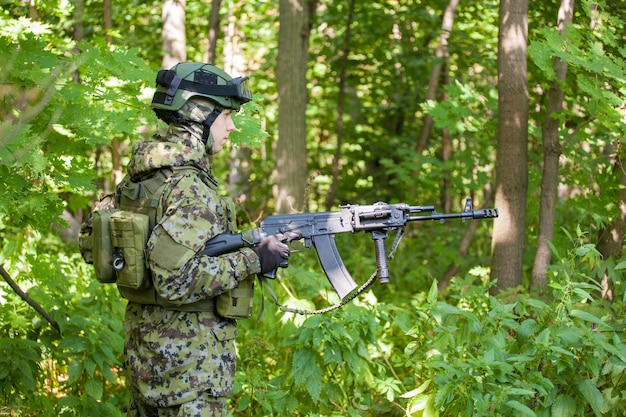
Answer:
526, 0, 626, 238
400, 228, 626, 416
0, 231, 127, 416
232, 298, 387, 416
0, 10, 148, 416
0, 20, 156, 234
1, 0, 626, 416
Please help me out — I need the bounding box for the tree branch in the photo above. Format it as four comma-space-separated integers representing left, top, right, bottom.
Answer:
0, 264, 61, 333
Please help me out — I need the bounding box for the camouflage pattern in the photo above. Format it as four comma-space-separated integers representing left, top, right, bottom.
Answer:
123, 98, 261, 413
128, 388, 227, 416
129, 98, 219, 179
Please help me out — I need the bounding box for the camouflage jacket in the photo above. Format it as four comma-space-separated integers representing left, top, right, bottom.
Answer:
123, 125, 261, 407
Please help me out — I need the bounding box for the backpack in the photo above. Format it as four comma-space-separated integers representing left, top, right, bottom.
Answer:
78, 168, 255, 318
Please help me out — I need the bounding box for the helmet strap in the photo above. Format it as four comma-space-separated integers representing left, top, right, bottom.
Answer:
154, 105, 224, 146
201, 105, 223, 144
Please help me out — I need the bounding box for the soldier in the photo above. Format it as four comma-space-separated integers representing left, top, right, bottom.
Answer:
122, 62, 290, 416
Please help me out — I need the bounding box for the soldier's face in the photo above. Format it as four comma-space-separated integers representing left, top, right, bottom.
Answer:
210, 109, 237, 153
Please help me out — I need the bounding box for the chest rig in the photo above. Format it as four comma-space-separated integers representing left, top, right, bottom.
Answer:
112, 167, 254, 317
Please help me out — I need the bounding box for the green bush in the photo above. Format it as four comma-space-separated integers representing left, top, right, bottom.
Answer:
0, 232, 127, 416
401, 229, 626, 417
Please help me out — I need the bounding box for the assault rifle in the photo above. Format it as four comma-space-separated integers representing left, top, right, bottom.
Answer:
203, 198, 498, 299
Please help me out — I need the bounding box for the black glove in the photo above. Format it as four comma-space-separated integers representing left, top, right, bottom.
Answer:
253, 234, 291, 275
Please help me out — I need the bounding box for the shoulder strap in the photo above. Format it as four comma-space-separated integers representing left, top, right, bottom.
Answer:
118, 168, 175, 229
170, 165, 219, 190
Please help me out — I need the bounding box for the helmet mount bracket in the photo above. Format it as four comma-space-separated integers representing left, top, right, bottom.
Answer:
164, 75, 183, 106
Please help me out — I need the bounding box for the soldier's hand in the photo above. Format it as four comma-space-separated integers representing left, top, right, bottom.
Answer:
253, 234, 291, 274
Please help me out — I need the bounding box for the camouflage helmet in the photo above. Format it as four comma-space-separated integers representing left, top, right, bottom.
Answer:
151, 62, 252, 112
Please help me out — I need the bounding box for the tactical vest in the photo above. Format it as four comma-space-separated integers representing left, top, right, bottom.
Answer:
79, 166, 255, 317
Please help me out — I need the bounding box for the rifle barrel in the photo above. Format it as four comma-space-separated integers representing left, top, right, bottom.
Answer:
409, 208, 498, 222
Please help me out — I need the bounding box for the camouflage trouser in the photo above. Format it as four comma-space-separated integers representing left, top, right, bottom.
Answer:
127, 392, 227, 417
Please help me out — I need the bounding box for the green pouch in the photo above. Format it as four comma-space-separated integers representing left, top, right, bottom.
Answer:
110, 210, 150, 290
80, 193, 117, 277
216, 277, 255, 319
91, 209, 118, 284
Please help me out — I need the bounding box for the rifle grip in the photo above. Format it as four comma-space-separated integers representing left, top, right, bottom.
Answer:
373, 236, 389, 284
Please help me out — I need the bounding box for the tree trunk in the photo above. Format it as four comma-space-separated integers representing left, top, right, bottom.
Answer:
103, 0, 113, 44
440, 66, 452, 213
73, 0, 84, 84
531, 0, 573, 289
28, 0, 39, 20
326, 0, 356, 211
595, 148, 626, 302
102, 0, 124, 188
162, 0, 187, 69
275, 0, 314, 213
222, 3, 255, 207
204, 0, 222, 64
592, 3, 619, 302
491, 0, 529, 293
414, 0, 459, 154
223, 0, 246, 75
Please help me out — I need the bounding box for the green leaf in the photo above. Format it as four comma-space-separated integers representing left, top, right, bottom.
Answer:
505, 400, 536, 416
59, 335, 89, 352
551, 395, 576, 417
401, 380, 431, 399
67, 359, 83, 385
507, 388, 536, 396
84, 378, 104, 400
407, 393, 430, 413
576, 379, 604, 417
534, 328, 552, 346
517, 319, 540, 340
427, 279, 438, 305
291, 349, 322, 403
570, 309, 611, 329
57, 394, 82, 409
84, 357, 97, 377
555, 327, 583, 348
237, 394, 251, 412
